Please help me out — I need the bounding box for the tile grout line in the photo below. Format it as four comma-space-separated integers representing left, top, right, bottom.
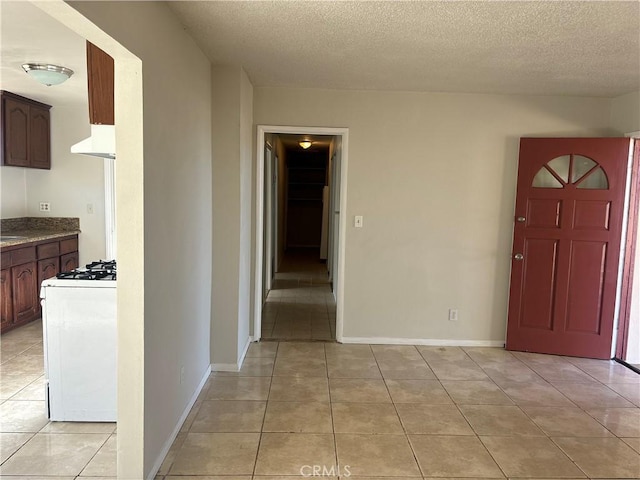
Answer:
251, 341, 278, 477
371, 344, 423, 477
324, 342, 341, 474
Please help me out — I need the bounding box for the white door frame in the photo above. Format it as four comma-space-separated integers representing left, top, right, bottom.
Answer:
254, 125, 349, 342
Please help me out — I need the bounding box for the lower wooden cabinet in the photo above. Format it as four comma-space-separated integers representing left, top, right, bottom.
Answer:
1, 234, 78, 334
38, 257, 60, 287
0, 268, 13, 331
61, 252, 79, 272
12, 261, 39, 325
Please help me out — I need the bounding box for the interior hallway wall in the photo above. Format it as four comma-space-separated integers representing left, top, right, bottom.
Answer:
254, 87, 613, 343
275, 136, 288, 268
60, 2, 213, 478
211, 66, 253, 366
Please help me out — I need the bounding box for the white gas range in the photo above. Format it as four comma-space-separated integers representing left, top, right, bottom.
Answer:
40, 260, 117, 422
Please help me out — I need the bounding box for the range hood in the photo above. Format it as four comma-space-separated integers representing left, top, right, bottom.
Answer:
71, 125, 115, 159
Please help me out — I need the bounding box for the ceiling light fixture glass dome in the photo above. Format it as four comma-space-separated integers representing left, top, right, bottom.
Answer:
22, 63, 74, 86
299, 140, 312, 149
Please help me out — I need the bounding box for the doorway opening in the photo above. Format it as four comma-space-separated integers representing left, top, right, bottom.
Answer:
255, 126, 348, 342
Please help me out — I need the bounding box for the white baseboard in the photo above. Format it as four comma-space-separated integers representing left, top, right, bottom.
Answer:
147, 363, 211, 480
211, 336, 255, 373
238, 335, 253, 368
211, 362, 239, 372
341, 337, 505, 347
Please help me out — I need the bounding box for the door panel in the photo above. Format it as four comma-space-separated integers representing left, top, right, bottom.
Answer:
520, 238, 558, 330
573, 201, 610, 230
565, 241, 606, 334
507, 138, 632, 359
526, 199, 561, 228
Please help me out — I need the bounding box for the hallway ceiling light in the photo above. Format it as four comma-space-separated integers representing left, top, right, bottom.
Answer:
299, 140, 312, 149
22, 63, 74, 86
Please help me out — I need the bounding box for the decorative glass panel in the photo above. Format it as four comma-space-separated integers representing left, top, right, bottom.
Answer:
547, 156, 570, 183
577, 167, 608, 189
571, 155, 597, 183
533, 167, 563, 188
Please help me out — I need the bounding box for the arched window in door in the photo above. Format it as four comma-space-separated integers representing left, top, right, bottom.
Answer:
532, 154, 609, 189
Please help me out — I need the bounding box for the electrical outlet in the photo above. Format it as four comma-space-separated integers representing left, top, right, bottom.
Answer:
448, 309, 458, 321
180, 366, 185, 384
39, 202, 50, 212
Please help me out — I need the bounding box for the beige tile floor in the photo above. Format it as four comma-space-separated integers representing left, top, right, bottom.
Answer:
0, 319, 117, 479
261, 248, 336, 341
157, 342, 640, 479
3, 320, 640, 479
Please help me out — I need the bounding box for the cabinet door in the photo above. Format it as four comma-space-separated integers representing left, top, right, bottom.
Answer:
87, 42, 114, 125
1, 268, 13, 330
3, 97, 30, 167
29, 106, 51, 169
38, 257, 59, 286
12, 262, 39, 324
61, 252, 79, 272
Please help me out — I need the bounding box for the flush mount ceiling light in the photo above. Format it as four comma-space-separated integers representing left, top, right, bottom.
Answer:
299, 140, 312, 149
22, 63, 74, 86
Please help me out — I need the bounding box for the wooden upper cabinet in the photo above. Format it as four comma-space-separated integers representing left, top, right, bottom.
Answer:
3, 97, 30, 167
29, 105, 51, 169
1, 91, 51, 169
87, 42, 114, 125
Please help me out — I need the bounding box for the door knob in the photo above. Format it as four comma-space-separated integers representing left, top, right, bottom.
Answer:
516, 216, 526, 223
514, 253, 524, 260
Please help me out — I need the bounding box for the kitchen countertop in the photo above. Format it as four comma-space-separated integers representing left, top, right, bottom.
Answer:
1, 217, 81, 249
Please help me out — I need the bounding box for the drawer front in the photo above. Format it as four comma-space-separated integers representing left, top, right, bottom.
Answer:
37, 241, 60, 259
11, 246, 36, 265
60, 237, 78, 255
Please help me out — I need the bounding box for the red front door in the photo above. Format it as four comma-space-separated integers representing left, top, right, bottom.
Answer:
506, 138, 633, 359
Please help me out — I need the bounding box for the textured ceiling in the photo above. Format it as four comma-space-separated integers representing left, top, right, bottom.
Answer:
168, 1, 640, 97
0, 1, 87, 108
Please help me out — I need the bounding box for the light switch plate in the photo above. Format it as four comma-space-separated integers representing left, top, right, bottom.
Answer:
354, 215, 363, 228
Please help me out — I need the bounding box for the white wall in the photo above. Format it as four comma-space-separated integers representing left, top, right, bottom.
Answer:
610, 90, 640, 135
211, 66, 253, 366
0, 167, 27, 218
24, 105, 105, 264
52, 2, 213, 479
239, 69, 253, 350
275, 136, 287, 266
254, 88, 613, 343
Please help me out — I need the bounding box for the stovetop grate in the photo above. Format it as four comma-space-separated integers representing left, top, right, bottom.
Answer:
56, 260, 117, 281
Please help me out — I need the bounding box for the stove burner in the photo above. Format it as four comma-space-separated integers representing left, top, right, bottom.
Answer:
85, 260, 116, 271
56, 260, 117, 280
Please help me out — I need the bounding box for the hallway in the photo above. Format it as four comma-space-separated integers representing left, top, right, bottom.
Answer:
261, 248, 336, 341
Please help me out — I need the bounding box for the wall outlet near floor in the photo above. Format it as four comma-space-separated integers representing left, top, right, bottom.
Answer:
180, 365, 185, 384
39, 202, 50, 212
448, 308, 458, 321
